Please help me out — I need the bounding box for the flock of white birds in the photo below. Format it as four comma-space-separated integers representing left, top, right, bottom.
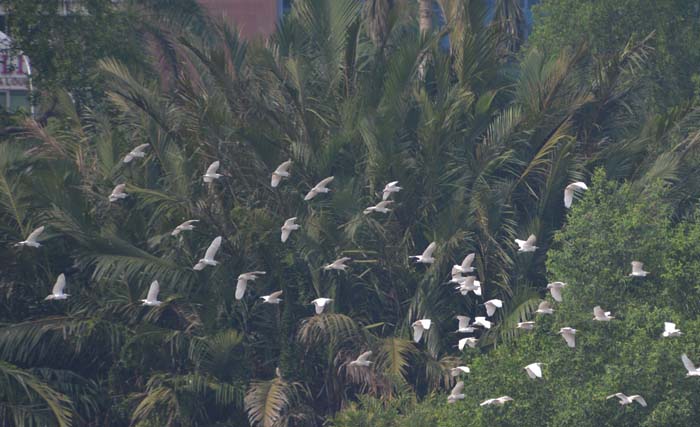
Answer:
14, 145, 698, 410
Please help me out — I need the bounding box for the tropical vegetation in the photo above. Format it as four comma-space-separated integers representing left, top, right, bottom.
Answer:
1, 0, 699, 426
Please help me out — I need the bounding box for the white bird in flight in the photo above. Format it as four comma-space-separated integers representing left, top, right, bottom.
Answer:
458, 337, 478, 350
450, 366, 470, 376
564, 181, 588, 208
45, 274, 68, 300
480, 396, 513, 407
311, 298, 333, 314
323, 257, 351, 272
122, 143, 149, 163
412, 319, 432, 343
171, 220, 199, 236
455, 276, 481, 296
261, 290, 283, 304
349, 351, 373, 367
515, 234, 538, 252
546, 282, 567, 302
517, 321, 536, 330
16, 226, 45, 248
593, 306, 615, 321
271, 160, 292, 188
193, 236, 222, 270
629, 261, 649, 277
203, 161, 222, 183
363, 200, 393, 214
141, 280, 162, 306
304, 176, 334, 201
558, 327, 577, 348
452, 253, 476, 274
236, 271, 266, 300
455, 316, 474, 333
535, 300, 554, 315
281, 217, 300, 243
457, 337, 479, 351
484, 299, 503, 317
606, 393, 647, 407
681, 354, 700, 377
382, 181, 402, 201
662, 322, 682, 337
410, 242, 437, 264
472, 317, 492, 329
524, 363, 543, 379
447, 381, 465, 404
109, 184, 128, 202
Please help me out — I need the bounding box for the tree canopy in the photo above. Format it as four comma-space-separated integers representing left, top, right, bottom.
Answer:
1, 0, 699, 426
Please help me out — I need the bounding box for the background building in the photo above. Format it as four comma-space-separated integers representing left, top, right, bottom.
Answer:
198, 0, 283, 39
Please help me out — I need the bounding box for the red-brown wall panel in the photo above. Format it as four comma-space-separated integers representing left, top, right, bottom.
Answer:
198, 0, 279, 39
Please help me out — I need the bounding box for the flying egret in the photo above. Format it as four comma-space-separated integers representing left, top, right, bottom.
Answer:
141, 280, 162, 306
363, 200, 393, 214
410, 242, 437, 264
122, 143, 149, 163
606, 393, 647, 407
235, 271, 266, 300
535, 300, 554, 315
453, 253, 476, 274
281, 217, 300, 243
681, 354, 700, 377
558, 327, 577, 348
109, 184, 128, 202
16, 226, 45, 248
171, 220, 199, 236
480, 396, 513, 406
304, 176, 334, 200
662, 322, 682, 337
203, 161, 222, 183
311, 298, 333, 314
349, 351, 373, 367
261, 290, 283, 304
546, 282, 567, 302
517, 321, 536, 331
593, 306, 615, 321
524, 363, 543, 379
412, 319, 432, 343
455, 316, 475, 333
515, 234, 538, 252
450, 366, 470, 376
193, 236, 222, 270
447, 381, 465, 404
484, 299, 503, 317
45, 274, 68, 300
382, 181, 402, 200
629, 261, 649, 277
472, 317, 492, 329
564, 182, 588, 208
323, 257, 351, 272
455, 276, 481, 296
271, 160, 292, 188
458, 337, 479, 350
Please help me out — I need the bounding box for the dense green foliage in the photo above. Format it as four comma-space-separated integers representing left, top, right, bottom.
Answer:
334, 171, 700, 426
529, 0, 700, 104
1, 0, 700, 426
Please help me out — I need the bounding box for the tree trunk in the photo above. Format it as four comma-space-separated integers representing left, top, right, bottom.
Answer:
418, 0, 432, 35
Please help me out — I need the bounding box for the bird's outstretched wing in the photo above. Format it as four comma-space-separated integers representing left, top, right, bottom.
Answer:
204, 236, 222, 260
26, 226, 45, 242
682, 354, 697, 373
206, 161, 220, 175
422, 242, 437, 258
146, 280, 160, 301
52, 274, 66, 295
